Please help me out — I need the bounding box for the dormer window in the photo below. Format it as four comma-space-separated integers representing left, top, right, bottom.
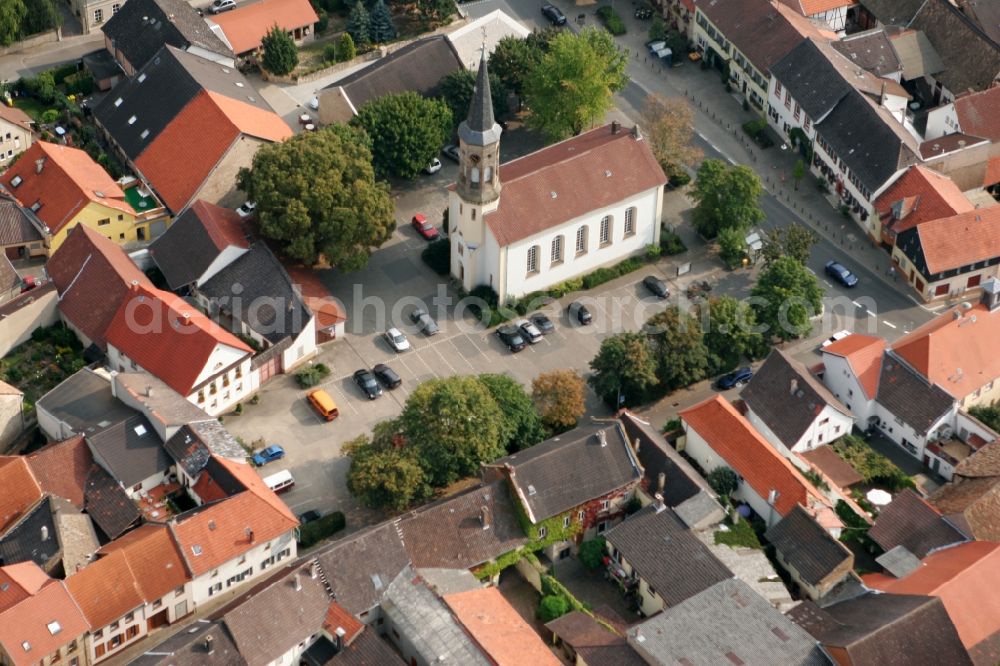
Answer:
10, 175, 21, 188
30, 201, 41, 212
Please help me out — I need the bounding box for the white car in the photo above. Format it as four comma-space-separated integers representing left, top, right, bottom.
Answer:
235, 201, 257, 218
821, 330, 851, 348
424, 158, 442, 175
515, 318, 543, 344
384, 327, 410, 352
308, 96, 319, 111
208, 0, 235, 13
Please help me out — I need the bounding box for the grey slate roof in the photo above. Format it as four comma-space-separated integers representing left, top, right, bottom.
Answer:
742, 349, 851, 449
868, 488, 965, 557
831, 29, 902, 77
788, 593, 973, 666
545, 611, 647, 666
860, 0, 926, 25
397, 481, 528, 570
83, 463, 142, 540
85, 414, 172, 488
129, 620, 246, 665
495, 422, 642, 523
95, 45, 270, 162
909, 0, 1000, 95
149, 201, 247, 290
0, 496, 59, 569
876, 352, 954, 435
115, 372, 210, 433
0, 254, 18, 294
0, 193, 44, 246
765, 505, 853, 586
606, 504, 732, 607
771, 39, 854, 122
459, 50, 502, 147
198, 243, 311, 344
627, 578, 827, 666
315, 522, 411, 616
618, 411, 712, 507
82, 49, 124, 81
164, 420, 244, 478
102, 0, 232, 73
325, 629, 405, 666
36, 368, 139, 439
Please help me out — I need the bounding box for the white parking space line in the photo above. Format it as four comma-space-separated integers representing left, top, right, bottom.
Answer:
806, 267, 816, 275
822, 280, 833, 288
882, 320, 897, 329
851, 300, 864, 308
432, 345, 460, 375
448, 337, 477, 371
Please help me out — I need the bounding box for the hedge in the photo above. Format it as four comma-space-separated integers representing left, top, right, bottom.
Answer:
295, 363, 331, 388
596, 5, 627, 34
298, 511, 346, 548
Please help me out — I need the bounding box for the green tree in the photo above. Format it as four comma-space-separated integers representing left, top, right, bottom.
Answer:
524, 27, 629, 141
751, 256, 824, 341
344, 435, 428, 511
479, 373, 545, 452
237, 124, 394, 269
706, 466, 738, 499
577, 537, 606, 569
970, 402, 1000, 432
717, 226, 746, 269
335, 32, 356, 62
690, 159, 765, 238
645, 306, 709, 391
0, 0, 25, 46
760, 223, 818, 267
401, 376, 506, 487
537, 595, 570, 622
368, 0, 396, 43
346, 0, 370, 49
532, 369, 587, 433
22, 0, 59, 36
352, 91, 452, 179
260, 25, 299, 76
588, 332, 659, 406
438, 68, 508, 129
23, 71, 55, 103
648, 16, 666, 41
701, 296, 764, 374
792, 158, 805, 190
489, 34, 543, 101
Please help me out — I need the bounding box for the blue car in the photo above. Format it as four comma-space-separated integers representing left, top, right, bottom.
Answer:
717, 367, 753, 390
252, 445, 285, 466
825, 260, 859, 288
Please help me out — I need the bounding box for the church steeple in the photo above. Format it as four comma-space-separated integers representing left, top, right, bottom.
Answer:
457, 48, 502, 204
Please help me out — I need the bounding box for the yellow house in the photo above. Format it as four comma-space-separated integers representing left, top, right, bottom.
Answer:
3, 141, 168, 252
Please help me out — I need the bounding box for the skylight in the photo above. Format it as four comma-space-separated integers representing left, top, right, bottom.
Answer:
192, 544, 203, 556
128, 115, 137, 125
140, 129, 150, 140
47, 621, 61, 635
137, 73, 147, 83
134, 424, 147, 436
114, 97, 123, 107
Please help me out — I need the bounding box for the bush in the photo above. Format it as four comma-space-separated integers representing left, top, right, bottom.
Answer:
713, 517, 762, 549
549, 278, 583, 298
336, 32, 357, 62
64, 72, 95, 96
663, 161, 692, 187
706, 466, 738, 497
596, 5, 627, 34
50, 63, 79, 85
421, 238, 450, 275
660, 230, 687, 255
577, 537, 606, 569
742, 118, 767, 138
295, 362, 331, 388
40, 109, 59, 124
297, 511, 346, 548
645, 243, 662, 260
324, 43, 338, 62
315, 8, 329, 33
537, 594, 570, 622
831, 435, 915, 491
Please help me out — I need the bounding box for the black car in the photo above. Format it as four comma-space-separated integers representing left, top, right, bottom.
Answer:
542, 3, 567, 25
568, 301, 593, 325
642, 275, 669, 299
353, 368, 383, 399
496, 325, 527, 352
373, 363, 402, 389
531, 312, 555, 334
298, 510, 322, 524
717, 367, 753, 390
825, 260, 859, 288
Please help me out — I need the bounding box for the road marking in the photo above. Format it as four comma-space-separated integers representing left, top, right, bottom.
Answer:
449, 337, 477, 371
851, 300, 864, 308
695, 130, 737, 165
433, 345, 459, 375
806, 267, 816, 275
882, 320, 897, 329
822, 280, 832, 287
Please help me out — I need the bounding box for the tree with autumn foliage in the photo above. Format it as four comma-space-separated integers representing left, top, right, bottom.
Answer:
642, 94, 702, 187
532, 369, 587, 433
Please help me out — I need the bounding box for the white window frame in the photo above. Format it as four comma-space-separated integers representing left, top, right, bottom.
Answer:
624, 207, 635, 236
551, 235, 563, 263
599, 216, 611, 245
575, 226, 587, 254
526, 245, 539, 274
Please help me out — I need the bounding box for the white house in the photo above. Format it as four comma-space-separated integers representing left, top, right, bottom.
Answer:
449, 53, 666, 302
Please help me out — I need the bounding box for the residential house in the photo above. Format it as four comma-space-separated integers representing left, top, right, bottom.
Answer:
869, 488, 965, 557
929, 439, 1000, 541
285, 266, 347, 342
925, 86, 1000, 143
316, 36, 464, 125
0, 457, 43, 535
788, 592, 973, 665
627, 578, 828, 665
128, 620, 244, 665
830, 27, 902, 79
777, 0, 857, 32
873, 164, 974, 249
765, 505, 854, 601
742, 348, 854, 455
445, 10, 530, 70
104, 284, 255, 415
0, 105, 34, 166
164, 419, 247, 490
85, 411, 173, 497
864, 541, 1000, 662
679, 395, 839, 530
70, 0, 120, 35
3, 142, 164, 252
101, 0, 233, 73
320, 629, 405, 666
94, 45, 292, 214
486, 421, 643, 561
0, 562, 89, 666
207, 0, 318, 58
604, 502, 733, 617
0, 380, 23, 452
148, 200, 249, 291
451, 56, 666, 301
0, 192, 47, 260
545, 610, 646, 666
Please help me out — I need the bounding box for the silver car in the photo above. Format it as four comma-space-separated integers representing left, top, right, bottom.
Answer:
515, 318, 542, 344
384, 327, 410, 352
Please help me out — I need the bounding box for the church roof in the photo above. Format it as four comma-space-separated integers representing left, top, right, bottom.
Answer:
458, 49, 501, 147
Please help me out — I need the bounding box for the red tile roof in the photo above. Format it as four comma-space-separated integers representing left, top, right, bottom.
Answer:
984, 156, 1000, 187
0, 562, 47, 613
484, 124, 666, 246
47, 224, 153, 349
0, 457, 42, 533
864, 541, 1000, 650
875, 166, 974, 234
323, 601, 364, 643
777, 0, 856, 15
210, 0, 319, 54
135, 91, 291, 213
679, 395, 830, 517
0, 572, 89, 666
25, 436, 93, 508
955, 87, 1000, 142
188, 199, 250, 251
800, 446, 864, 488
104, 283, 252, 396
97, 524, 190, 603
444, 587, 562, 666
212, 456, 298, 524
4, 142, 133, 235
915, 206, 1000, 274
286, 266, 346, 328
0, 105, 34, 131
192, 469, 231, 504
65, 549, 145, 629
822, 334, 886, 399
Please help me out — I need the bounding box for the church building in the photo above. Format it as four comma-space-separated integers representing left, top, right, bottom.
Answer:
449, 52, 668, 302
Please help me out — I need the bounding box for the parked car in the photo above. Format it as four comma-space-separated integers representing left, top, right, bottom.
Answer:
496, 325, 527, 352
298, 510, 322, 524
308, 96, 319, 110
542, 3, 567, 25
717, 367, 753, 390
821, 330, 851, 348
353, 369, 383, 400
424, 158, 442, 174
384, 327, 411, 352
410, 308, 440, 335
373, 363, 402, 389
208, 0, 235, 13
642, 275, 670, 299
442, 144, 460, 162
235, 200, 256, 218
568, 302, 593, 325
515, 318, 543, 344
825, 260, 859, 288
411, 213, 439, 241
251, 444, 285, 466
531, 312, 555, 334
307, 389, 339, 421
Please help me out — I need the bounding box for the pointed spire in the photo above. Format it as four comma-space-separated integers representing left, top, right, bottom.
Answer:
459, 48, 502, 147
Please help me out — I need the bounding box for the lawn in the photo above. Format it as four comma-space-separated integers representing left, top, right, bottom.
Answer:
11, 97, 52, 123
0, 324, 86, 407
831, 434, 915, 491
714, 517, 762, 549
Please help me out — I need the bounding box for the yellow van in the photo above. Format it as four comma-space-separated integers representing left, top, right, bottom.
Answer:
307, 389, 339, 421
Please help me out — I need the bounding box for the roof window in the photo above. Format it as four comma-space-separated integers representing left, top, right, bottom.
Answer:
134, 424, 147, 436
140, 129, 150, 140
128, 115, 137, 125
10, 175, 21, 188
137, 73, 146, 83
30, 201, 41, 212
114, 97, 123, 107
47, 621, 61, 635
192, 544, 202, 556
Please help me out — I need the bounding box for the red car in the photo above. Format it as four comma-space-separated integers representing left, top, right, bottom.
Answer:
411, 214, 439, 241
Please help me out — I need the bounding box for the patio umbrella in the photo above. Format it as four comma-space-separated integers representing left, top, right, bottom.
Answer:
866, 489, 893, 506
